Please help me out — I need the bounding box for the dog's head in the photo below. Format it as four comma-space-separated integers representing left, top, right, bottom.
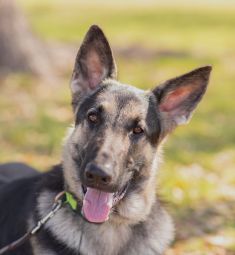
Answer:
63, 25, 211, 224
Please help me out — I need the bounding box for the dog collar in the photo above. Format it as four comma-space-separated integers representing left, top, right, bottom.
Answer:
65, 192, 78, 211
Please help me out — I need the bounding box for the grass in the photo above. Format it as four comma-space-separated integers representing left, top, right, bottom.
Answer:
1, 1, 235, 253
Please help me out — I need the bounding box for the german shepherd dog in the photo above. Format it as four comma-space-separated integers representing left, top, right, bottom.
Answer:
0, 25, 212, 255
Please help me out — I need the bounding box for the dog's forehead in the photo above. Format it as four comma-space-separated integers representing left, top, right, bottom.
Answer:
98, 80, 149, 118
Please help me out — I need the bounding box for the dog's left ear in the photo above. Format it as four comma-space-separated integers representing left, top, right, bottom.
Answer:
152, 66, 212, 137
70, 25, 117, 110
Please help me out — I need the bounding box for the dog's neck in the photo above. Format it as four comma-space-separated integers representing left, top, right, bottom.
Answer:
35, 184, 172, 255
36, 189, 132, 255
33, 161, 173, 255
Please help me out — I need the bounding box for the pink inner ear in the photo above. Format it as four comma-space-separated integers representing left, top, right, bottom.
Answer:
160, 86, 193, 112
87, 50, 106, 89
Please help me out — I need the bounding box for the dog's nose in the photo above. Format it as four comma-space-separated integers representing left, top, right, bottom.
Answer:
84, 163, 112, 187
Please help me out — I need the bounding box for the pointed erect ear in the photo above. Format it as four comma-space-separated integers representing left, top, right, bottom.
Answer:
152, 66, 212, 137
70, 25, 117, 110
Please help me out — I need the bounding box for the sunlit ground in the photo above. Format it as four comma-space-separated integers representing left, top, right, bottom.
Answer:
1, 1, 235, 254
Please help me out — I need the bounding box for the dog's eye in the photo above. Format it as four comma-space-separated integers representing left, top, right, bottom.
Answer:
87, 112, 98, 123
132, 126, 144, 135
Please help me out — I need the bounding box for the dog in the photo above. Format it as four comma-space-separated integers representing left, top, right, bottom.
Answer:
0, 25, 212, 255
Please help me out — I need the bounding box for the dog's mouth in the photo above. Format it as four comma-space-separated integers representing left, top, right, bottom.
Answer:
81, 184, 129, 223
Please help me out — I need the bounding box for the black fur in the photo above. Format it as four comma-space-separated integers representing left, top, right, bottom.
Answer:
0, 162, 38, 185
0, 165, 64, 255
0, 174, 39, 254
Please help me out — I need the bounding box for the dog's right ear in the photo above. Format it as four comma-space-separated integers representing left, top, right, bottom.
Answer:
70, 25, 117, 111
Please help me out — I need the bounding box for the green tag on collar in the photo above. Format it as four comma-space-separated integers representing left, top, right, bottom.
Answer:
65, 192, 78, 211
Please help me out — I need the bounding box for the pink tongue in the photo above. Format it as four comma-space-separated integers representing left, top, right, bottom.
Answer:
82, 188, 114, 223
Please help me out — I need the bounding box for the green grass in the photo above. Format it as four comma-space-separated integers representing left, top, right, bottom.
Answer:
1, 1, 235, 253
19, 0, 235, 54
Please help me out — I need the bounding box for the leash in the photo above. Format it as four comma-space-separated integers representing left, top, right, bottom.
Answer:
0, 191, 82, 255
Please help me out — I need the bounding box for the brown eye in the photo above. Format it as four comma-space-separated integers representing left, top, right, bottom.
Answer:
88, 112, 98, 123
133, 126, 144, 135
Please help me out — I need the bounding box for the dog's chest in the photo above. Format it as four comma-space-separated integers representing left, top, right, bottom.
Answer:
37, 197, 131, 255
80, 222, 131, 255
47, 214, 131, 255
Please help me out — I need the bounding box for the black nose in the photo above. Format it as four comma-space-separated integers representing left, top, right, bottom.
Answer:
84, 163, 112, 187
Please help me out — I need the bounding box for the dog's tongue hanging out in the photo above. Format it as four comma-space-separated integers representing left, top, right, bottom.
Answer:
82, 188, 114, 223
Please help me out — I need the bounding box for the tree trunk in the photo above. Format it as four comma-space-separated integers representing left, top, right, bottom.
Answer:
0, 0, 52, 77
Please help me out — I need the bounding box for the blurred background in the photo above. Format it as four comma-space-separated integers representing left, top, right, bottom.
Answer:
0, 0, 234, 254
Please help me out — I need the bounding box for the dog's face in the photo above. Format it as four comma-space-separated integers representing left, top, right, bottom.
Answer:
63, 25, 211, 224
